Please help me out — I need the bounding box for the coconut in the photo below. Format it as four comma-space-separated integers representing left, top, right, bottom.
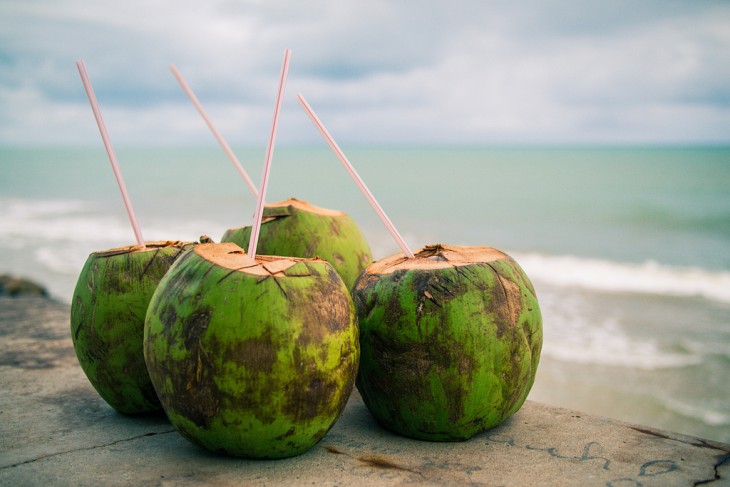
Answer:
70, 240, 194, 414
352, 244, 542, 441
143, 242, 359, 458
221, 198, 371, 289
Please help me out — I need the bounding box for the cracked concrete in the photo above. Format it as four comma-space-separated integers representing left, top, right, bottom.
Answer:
1, 295, 729, 486
8, 430, 178, 469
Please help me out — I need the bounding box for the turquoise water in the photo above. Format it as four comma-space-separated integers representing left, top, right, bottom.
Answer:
1, 145, 729, 442
3, 145, 728, 267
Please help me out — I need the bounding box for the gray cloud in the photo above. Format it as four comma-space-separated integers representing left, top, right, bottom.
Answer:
0, 0, 728, 146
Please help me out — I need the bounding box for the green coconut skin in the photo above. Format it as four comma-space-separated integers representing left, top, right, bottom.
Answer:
353, 244, 542, 441
70, 241, 194, 414
221, 198, 372, 289
143, 243, 360, 459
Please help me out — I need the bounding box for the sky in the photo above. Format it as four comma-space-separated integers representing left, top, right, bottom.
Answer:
1, 1, 729, 147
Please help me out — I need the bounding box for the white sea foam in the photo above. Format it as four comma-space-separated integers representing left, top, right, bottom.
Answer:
542, 322, 701, 370
538, 291, 703, 370
0, 198, 229, 285
540, 315, 702, 370
1, 198, 127, 242
662, 397, 730, 426
3, 197, 729, 304
34, 246, 89, 274
0, 198, 227, 245
512, 252, 730, 304
681, 340, 730, 361
5, 215, 134, 242
1, 198, 87, 218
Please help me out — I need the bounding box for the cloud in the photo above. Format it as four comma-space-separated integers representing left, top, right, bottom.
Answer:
0, 0, 728, 146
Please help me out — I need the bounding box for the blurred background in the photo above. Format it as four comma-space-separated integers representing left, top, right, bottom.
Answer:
1, 1, 729, 442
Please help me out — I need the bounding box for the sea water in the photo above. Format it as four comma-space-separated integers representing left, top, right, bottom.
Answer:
1, 145, 729, 442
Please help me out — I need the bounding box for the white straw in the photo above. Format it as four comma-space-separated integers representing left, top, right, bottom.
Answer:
76, 59, 145, 248
247, 49, 292, 261
296, 94, 415, 259
169, 64, 259, 199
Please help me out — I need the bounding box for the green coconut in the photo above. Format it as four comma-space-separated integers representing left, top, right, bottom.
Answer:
70, 240, 194, 414
353, 244, 542, 441
221, 198, 372, 289
143, 242, 359, 458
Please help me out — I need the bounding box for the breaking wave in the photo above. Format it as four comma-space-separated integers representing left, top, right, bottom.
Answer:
0, 197, 227, 245
539, 314, 702, 370
512, 252, 730, 304
535, 288, 704, 370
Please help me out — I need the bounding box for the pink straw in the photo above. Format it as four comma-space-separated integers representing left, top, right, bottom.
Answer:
169, 64, 259, 199
76, 60, 145, 249
247, 49, 292, 261
296, 94, 415, 259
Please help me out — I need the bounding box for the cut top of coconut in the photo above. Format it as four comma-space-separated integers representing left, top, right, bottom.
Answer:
266, 198, 344, 217
366, 244, 509, 275
93, 241, 193, 257
194, 242, 326, 277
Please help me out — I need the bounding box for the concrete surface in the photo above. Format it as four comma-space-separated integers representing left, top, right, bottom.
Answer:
1, 295, 728, 486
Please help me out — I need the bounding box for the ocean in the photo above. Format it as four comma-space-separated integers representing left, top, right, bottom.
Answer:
1, 145, 729, 443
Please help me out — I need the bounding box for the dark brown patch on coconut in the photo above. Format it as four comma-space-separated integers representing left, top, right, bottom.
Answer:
357, 252, 372, 274
228, 263, 357, 428
481, 262, 522, 339
84, 325, 109, 364
359, 318, 476, 433
378, 271, 410, 332
275, 426, 296, 440
352, 272, 381, 314
98, 258, 130, 296
230, 384, 277, 425
283, 270, 358, 425
140, 248, 162, 278
507, 255, 538, 297
290, 264, 353, 343
158, 305, 221, 430
283, 346, 340, 422
157, 303, 179, 347
328, 217, 342, 237
183, 310, 212, 349
494, 311, 526, 390
304, 239, 319, 259
164, 359, 220, 429
153, 251, 197, 301
477, 260, 539, 418
527, 322, 543, 380
286, 318, 358, 426
410, 267, 473, 313
233, 331, 278, 374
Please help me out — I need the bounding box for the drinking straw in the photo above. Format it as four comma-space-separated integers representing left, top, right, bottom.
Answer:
296, 94, 415, 259
247, 49, 292, 261
169, 64, 259, 199
76, 59, 145, 248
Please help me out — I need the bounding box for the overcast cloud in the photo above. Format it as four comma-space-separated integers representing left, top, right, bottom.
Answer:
1, 0, 728, 146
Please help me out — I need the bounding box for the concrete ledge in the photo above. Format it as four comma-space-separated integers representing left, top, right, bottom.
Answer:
1, 296, 728, 486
